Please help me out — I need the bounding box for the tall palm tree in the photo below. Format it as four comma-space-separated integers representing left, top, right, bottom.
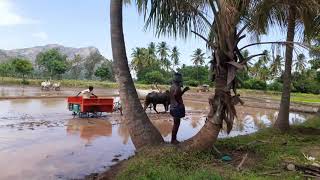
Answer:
143, 0, 265, 151
191, 48, 206, 81
147, 42, 157, 64
157, 41, 170, 71
110, 0, 163, 149
131, 47, 146, 72
270, 55, 284, 78
171, 46, 180, 71
294, 54, 306, 72
252, 0, 320, 131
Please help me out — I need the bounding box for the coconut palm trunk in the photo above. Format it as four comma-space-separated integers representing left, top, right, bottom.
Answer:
274, 6, 296, 131
110, 0, 163, 149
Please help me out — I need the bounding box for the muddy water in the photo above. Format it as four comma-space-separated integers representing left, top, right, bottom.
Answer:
0, 98, 311, 180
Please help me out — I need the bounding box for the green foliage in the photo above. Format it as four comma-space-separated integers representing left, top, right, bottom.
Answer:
243, 78, 267, 90
178, 65, 210, 86
69, 54, 83, 79
267, 81, 283, 91
292, 70, 320, 94
95, 65, 112, 81
117, 117, 320, 180
11, 58, 33, 79
36, 48, 68, 78
84, 51, 105, 79
143, 71, 166, 84
0, 62, 13, 77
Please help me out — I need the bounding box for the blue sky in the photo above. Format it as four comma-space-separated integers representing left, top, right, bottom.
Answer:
0, 0, 304, 66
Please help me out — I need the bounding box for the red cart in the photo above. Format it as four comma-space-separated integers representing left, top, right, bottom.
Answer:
67, 96, 114, 117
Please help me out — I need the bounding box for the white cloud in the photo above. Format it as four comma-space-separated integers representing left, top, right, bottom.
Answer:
0, 0, 38, 26
32, 32, 48, 40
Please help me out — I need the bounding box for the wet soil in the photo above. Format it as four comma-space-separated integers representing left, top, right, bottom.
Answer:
0, 86, 314, 180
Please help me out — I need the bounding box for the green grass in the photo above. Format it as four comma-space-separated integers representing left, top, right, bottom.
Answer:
239, 89, 320, 104
117, 116, 320, 180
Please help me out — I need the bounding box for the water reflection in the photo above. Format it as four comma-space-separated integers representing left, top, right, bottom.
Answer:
66, 119, 112, 143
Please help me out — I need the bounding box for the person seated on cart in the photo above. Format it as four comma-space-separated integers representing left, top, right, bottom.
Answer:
77, 86, 97, 98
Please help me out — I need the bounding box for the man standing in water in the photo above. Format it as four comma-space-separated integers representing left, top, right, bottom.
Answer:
170, 73, 190, 144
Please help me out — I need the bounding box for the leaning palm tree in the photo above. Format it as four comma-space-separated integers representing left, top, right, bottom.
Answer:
171, 46, 180, 71
142, 0, 270, 151
294, 54, 307, 72
191, 48, 206, 81
157, 41, 170, 71
252, 0, 320, 131
110, 0, 163, 149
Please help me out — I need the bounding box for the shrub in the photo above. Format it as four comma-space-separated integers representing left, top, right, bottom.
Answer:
185, 80, 200, 87
144, 71, 166, 84
243, 79, 267, 90
267, 81, 283, 91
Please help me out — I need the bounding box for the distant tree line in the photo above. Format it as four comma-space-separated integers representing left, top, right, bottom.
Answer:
237, 48, 320, 94
0, 48, 115, 82
131, 41, 210, 86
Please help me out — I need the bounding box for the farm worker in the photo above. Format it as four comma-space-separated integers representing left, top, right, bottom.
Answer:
169, 72, 190, 144
77, 86, 97, 98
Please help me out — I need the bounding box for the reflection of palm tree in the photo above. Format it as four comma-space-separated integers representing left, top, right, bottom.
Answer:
118, 121, 130, 144
190, 116, 200, 128
151, 120, 172, 137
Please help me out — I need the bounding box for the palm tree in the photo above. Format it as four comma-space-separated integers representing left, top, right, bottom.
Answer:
191, 48, 206, 81
294, 54, 306, 72
157, 41, 170, 71
143, 0, 266, 151
252, 0, 320, 131
131, 47, 145, 72
147, 42, 157, 64
110, 0, 163, 149
270, 55, 284, 78
171, 46, 180, 71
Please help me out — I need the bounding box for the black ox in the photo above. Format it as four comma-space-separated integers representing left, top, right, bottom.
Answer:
143, 90, 170, 114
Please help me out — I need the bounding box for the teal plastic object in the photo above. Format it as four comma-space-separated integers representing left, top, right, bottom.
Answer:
72, 104, 80, 113
221, 155, 232, 161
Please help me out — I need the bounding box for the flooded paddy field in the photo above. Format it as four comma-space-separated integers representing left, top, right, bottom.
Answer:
0, 86, 313, 180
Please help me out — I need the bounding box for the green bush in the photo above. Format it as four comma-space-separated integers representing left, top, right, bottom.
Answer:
144, 71, 166, 84
293, 80, 320, 94
185, 80, 200, 87
243, 79, 267, 90
267, 81, 283, 91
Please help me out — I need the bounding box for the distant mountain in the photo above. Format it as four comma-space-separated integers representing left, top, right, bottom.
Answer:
0, 44, 102, 63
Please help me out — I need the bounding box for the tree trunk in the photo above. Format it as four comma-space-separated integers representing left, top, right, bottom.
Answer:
110, 0, 164, 150
179, 59, 226, 151
274, 6, 296, 132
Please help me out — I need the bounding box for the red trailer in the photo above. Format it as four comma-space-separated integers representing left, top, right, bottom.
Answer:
67, 96, 114, 117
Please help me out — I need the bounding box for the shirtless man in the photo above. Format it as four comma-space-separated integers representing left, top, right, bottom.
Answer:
170, 73, 190, 144
77, 86, 97, 98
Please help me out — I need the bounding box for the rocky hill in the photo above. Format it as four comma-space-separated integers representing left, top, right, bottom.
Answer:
0, 44, 102, 63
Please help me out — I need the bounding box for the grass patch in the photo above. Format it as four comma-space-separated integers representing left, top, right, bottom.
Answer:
117, 116, 320, 180
239, 89, 320, 104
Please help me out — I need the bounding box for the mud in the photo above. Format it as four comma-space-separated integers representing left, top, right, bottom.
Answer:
0, 86, 314, 180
